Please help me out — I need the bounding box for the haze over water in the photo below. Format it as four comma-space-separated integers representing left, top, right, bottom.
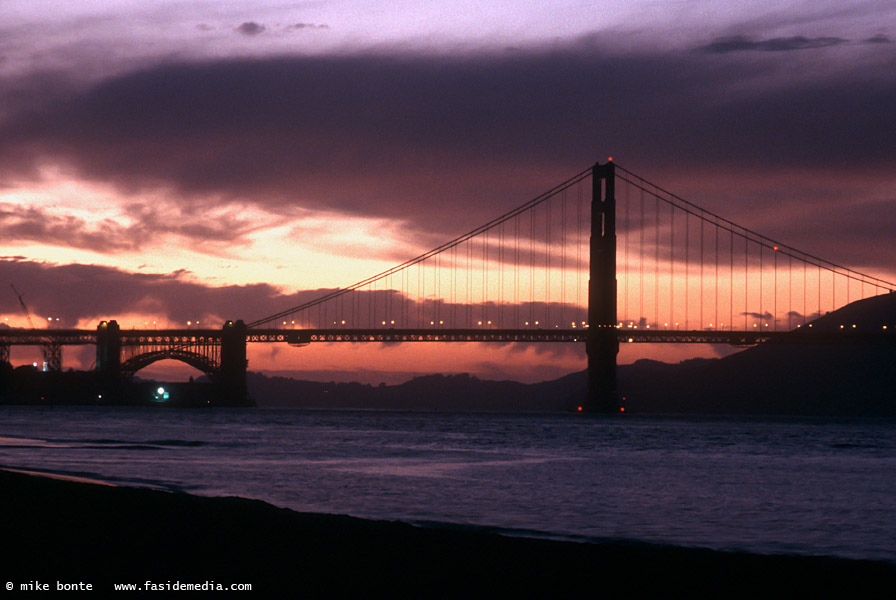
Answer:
2, 405, 894, 563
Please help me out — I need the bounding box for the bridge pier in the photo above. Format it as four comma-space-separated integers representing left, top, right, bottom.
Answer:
585, 161, 620, 413
96, 320, 122, 402
219, 320, 249, 406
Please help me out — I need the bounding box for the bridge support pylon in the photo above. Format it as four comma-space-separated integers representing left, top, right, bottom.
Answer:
219, 319, 249, 406
585, 161, 620, 413
96, 320, 122, 402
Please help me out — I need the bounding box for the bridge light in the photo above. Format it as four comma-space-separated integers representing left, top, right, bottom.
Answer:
773, 246, 779, 251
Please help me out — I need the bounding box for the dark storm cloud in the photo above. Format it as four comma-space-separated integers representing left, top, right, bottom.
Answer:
0, 41, 894, 262
864, 34, 891, 44
235, 22, 265, 36
700, 35, 849, 53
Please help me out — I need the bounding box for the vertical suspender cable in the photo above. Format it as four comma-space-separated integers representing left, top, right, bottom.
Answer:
640, 187, 644, 326
670, 200, 674, 328
655, 193, 659, 328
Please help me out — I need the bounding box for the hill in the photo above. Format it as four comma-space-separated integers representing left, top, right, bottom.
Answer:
620, 293, 896, 415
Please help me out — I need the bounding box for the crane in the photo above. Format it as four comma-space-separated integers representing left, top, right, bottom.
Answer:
10, 284, 36, 329
9, 284, 62, 371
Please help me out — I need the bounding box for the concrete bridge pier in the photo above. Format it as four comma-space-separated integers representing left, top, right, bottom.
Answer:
96, 320, 122, 402
219, 320, 249, 406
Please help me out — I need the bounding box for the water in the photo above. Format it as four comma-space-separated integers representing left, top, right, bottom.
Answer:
1, 406, 895, 563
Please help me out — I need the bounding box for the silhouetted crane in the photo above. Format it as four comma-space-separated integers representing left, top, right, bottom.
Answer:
9, 284, 62, 371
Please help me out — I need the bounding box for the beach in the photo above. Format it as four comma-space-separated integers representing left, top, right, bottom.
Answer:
2, 468, 893, 595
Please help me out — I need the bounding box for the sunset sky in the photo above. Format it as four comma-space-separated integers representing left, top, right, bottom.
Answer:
1, 1, 894, 383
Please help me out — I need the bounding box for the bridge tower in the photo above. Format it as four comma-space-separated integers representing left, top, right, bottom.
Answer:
219, 320, 249, 405
585, 161, 619, 412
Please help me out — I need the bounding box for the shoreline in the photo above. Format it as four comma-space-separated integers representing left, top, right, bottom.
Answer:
2, 469, 894, 594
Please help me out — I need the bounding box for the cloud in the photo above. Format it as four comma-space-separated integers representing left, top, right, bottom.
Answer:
0, 41, 894, 272
0, 256, 590, 331
0, 257, 293, 326
0, 202, 257, 254
864, 34, 891, 44
288, 23, 329, 31
0, 205, 140, 252
700, 35, 849, 53
235, 22, 265, 36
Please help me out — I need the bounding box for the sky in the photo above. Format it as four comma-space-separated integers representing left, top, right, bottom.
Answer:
1, 0, 894, 383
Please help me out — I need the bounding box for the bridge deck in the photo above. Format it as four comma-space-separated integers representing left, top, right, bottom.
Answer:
2, 328, 893, 346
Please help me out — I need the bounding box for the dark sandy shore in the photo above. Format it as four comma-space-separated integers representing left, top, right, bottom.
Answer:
1, 469, 893, 595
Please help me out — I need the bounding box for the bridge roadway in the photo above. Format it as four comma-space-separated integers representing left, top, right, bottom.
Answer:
2, 327, 895, 347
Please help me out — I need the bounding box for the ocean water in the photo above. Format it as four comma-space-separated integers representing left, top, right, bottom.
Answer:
1, 406, 894, 563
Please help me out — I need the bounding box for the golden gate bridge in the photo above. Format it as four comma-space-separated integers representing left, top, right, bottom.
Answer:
3, 161, 894, 410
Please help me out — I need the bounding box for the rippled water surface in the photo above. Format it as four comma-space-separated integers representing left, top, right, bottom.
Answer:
2, 406, 895, 562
